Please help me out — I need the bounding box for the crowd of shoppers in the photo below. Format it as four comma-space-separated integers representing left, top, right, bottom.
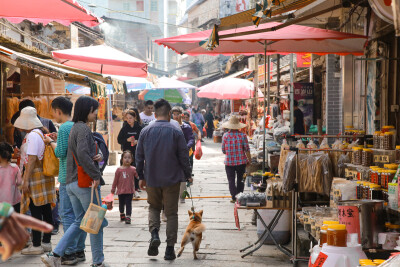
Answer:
0, 95, 254, 265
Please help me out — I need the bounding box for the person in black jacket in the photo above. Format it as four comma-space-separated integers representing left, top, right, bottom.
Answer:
117, 110, 143, 198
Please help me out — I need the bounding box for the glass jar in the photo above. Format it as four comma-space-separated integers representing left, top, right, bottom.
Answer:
362, 182, 370, 199
370, 167, 379, 184
384, 132, 395, 150
370, 184, 382, 200
396, 146, 400, 163
378, 169, 384, 186
327, 224, 347, 247
374, 131, 382, 149
362, 149, 373, 166
352, 147, 362, 165
356, 181, 363, 199
320, 225, 328, 247
380, 133, 385, 150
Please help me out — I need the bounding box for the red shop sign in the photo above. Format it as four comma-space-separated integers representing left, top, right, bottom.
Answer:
338, 205, 360, 243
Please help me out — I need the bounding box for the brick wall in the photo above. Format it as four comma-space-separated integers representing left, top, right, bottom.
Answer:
326, 54, 342, 135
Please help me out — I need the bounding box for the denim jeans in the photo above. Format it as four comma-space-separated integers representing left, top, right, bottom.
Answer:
54, 181, 108, 264
58, 183, 86, 255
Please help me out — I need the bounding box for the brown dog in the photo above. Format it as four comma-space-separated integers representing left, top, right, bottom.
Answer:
177, 210, 205, 260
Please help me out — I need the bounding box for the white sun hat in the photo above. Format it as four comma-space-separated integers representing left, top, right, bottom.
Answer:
14, 106, 43, 130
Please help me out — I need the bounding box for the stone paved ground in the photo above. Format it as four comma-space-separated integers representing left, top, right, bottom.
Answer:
2, 139, 297, 267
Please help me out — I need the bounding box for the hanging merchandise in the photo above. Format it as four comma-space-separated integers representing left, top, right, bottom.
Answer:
320, 138, 330, 149
306, 139, 318, 149
299, 152, 333, 196
278, 139, 289, 176
97, 97, 107, 121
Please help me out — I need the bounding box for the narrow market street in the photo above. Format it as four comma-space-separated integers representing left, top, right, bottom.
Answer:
3, 140, 293, 267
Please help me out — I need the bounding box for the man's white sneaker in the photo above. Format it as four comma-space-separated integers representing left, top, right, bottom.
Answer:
21, 245, 44, 255
41, 253, 61, 267
42, 242, 52, 252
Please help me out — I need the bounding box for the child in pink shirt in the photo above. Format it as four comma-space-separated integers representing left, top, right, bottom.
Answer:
0, 142, 22, 212
111, 151, 138, 224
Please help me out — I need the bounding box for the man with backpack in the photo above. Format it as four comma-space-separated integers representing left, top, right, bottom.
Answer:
44, 97, 86, 265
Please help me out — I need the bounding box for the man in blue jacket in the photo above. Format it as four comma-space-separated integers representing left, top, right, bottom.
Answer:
136, 99, 192, 261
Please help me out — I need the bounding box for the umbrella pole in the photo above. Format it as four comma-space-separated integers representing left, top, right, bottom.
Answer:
290, 54, 294, 135
262, 42, 267, 172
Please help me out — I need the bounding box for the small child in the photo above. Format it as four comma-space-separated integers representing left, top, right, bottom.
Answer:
111, 151, 139, 224
0, 142, 22, 213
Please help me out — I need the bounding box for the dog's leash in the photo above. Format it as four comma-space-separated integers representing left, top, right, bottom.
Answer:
184, 181, 195, 219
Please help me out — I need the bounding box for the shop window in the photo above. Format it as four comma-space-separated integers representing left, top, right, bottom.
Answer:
136, 0, 144, 11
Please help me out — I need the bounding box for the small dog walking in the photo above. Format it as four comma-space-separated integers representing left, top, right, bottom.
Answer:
177, 210, 206, 260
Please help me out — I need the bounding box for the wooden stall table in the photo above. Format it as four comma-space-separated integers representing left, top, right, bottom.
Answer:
235, 204, 293, 259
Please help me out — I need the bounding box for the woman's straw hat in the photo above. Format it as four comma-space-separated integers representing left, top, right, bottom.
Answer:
221, 115, 246, 130
14, 107, 43, 130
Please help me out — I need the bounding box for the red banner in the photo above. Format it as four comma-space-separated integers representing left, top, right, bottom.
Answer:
258, 62, 274, 81
338, 205, 360, 243
297, 53, 312, 68
313, 252, 328, 267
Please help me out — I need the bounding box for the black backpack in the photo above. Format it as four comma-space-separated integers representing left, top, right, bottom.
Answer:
93, 132, 109, 174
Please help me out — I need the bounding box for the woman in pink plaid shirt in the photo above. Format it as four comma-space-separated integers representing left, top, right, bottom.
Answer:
221, 116, 251, 203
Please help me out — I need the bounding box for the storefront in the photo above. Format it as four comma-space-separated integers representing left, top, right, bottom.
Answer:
0, 45, 112, 145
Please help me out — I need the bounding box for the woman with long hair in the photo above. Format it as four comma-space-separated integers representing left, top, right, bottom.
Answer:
117, 109, 143, 197
42, 96, 109, 267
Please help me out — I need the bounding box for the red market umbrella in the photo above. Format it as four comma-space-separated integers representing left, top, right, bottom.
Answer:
155, 22, 367, 56
197, 77, 263, 100
0, 0, 102, 27
52, 45, 148, 78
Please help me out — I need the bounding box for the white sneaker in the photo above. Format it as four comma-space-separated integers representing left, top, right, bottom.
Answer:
41, 253, 61, 267
21, 245, 44, 255
134, 191, 140, 198
41, 242, 52, 252
161, 211, 167, 222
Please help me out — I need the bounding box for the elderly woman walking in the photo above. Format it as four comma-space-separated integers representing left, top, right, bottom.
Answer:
15, 107, 56, 255
221, 116, 251, 203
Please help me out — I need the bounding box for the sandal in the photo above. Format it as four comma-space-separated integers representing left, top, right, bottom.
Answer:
120, 213, 126, 221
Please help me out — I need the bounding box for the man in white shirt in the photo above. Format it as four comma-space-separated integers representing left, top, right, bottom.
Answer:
140, 100, 156, 126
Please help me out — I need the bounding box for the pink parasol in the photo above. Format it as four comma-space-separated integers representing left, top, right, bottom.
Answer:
155, 22, 367, 56
52, 45, 148, 78
0, 0, 102, 27
197, 77, 263, 100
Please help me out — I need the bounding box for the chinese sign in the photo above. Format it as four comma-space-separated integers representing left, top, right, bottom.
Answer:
338, 206, 360, 243
258, 62, 274, 82
293, 83, 314, 128
313, 252, 328, 267
297, 53, 312, 68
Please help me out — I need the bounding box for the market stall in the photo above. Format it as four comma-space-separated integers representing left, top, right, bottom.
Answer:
155, 21, 383, 267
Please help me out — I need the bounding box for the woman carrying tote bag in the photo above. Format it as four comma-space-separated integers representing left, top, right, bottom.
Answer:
42, 96, 109, 267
